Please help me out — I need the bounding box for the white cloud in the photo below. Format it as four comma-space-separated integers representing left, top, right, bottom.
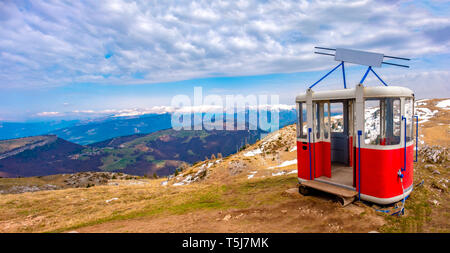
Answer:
0, 0, 448, 90
33, 103, 296, 118
36, 111, 61, 117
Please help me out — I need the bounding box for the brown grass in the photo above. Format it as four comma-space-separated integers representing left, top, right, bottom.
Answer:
418, 99, 450, 147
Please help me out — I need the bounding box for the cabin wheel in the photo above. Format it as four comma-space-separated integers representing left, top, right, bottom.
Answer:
298, 185, 310, 196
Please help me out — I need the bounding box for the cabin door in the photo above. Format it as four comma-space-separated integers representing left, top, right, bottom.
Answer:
330, 101, 349, 165
312, 101, 332, 178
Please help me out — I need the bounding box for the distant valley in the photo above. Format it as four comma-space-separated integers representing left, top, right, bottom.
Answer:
0, 109, 296, 178
0, 127, 266, 178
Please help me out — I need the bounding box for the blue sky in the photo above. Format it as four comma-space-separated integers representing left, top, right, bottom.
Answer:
0, 0, 449, 121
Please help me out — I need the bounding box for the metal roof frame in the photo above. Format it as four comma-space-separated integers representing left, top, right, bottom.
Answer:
309, 47, 410, 89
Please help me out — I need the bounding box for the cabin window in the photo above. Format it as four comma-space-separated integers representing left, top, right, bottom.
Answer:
315, 103, 321, 139
364, 98, 401, 145
323, 102, 330, 139
331, 102, 344, 133
364, 99, 380, 145
390, 99, 401, 144
405, 98, 413, 142
297, 102, 308, 139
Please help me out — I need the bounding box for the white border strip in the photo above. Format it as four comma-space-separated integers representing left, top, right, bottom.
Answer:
360, 185, 413, 205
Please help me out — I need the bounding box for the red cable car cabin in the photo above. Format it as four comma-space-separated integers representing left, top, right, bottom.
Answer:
296, 85, 415, 205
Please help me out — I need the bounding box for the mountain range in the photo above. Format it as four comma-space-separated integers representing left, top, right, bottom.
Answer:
0, 108, 297, 178
0, 108, 297, 145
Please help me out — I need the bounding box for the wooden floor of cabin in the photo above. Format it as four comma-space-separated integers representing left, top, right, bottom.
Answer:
317, 163, 353, 188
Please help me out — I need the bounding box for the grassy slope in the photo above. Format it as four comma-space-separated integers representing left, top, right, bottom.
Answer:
417, 99, 450, 147
0, 174, 70, 193
379, 159, 449, 233
0, 175, 294, 232
0, 136, 49, 154
0, 174, 390, 233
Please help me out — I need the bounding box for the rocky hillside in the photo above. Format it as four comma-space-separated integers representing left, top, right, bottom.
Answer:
415, 98, 450, 146
165, 124, 298, 187
0, 172, 140, 194
0, 136, 101, 178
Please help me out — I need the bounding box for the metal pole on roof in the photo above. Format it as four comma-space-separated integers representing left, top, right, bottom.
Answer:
370, 68, 388, 86
384, 55, 410, 61
382, 62, 410, 68
341, 61, 347, 88
360, 66, 372, 84
313, 46, 410, 88
309, 62, 343, 89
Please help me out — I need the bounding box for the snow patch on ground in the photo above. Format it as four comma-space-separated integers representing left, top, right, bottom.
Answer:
105, 198, 119, 203
416, 99, 429, 107
415, 107, 438, 124
205, 159, 222, 168
268, 159, 297, 169
272, 169, 297, 176
173, 175, 193, 186
247, 171, 257, 179
173, 165, 209, 186
244, 148, 262, 157
436, 99, 450, 109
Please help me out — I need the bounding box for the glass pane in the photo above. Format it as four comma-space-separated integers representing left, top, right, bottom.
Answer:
324, 102, 330, 139
299, 102, 308, 139
348, 101, 353, 137
365, 99, 381, 145
385, 98, 401, 145
315, 103, 320, 139
296, 103, 301, 138
405, 98, 413, 142
302, 103, 308, 139
331, 102, 344, 133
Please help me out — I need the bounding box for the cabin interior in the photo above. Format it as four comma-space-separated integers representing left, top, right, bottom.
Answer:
314, 100, 354, 189
299, 96, 406, 190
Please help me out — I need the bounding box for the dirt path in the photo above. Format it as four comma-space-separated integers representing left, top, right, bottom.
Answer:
74, 196, 385, 233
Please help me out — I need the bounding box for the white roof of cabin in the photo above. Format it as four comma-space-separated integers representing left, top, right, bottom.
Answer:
295, 86, 414, 102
